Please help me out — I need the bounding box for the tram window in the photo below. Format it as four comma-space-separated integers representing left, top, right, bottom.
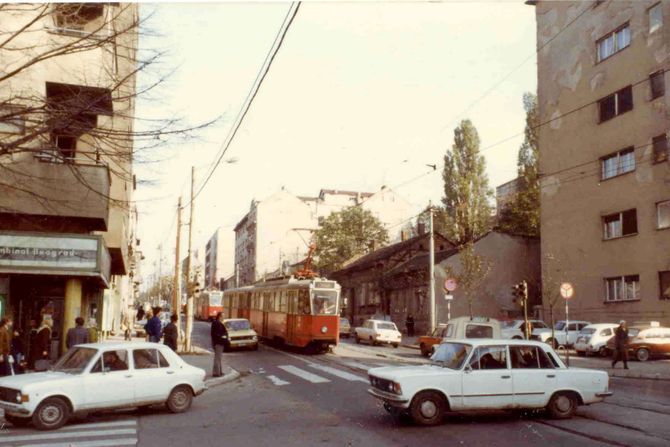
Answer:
288, 290, 297, 314
298, 290, 310, 315
279, 292, 287, 313
312, 290, 338, 315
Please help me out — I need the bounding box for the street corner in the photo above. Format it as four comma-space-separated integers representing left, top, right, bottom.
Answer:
205, 367, 241, 388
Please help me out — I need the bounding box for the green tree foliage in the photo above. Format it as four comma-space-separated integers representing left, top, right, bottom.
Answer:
441, 119, 493, 246
314, 206, 389, 274
498, 93, 540, 237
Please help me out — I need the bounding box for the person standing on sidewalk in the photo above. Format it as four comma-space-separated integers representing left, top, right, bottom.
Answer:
405, 315, 415, 337
612, 320, 629, 369
65, 317, 89, 349
163, 314, 179, 351
210, 312, 228, 377
146, 307, 163, 343
0, 318, 12, 376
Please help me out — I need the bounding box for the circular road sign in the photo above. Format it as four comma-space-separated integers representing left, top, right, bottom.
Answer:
445, 278, 457, 292
560, 282, 574, 300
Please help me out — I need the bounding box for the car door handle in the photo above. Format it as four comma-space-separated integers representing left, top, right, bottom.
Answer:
547, 374, 556, 378
124, 374, 133, 378
167, 371, 175, 374
501, 375, 511, 379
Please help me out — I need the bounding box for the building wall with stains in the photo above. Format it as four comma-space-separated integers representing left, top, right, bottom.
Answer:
534, 0, 670, 325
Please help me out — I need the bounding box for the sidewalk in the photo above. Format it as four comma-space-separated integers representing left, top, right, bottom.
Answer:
100, 334, 240, 387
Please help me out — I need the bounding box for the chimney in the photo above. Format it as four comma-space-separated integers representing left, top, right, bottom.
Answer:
417, 222, 426, 235
400, 229, 409, 241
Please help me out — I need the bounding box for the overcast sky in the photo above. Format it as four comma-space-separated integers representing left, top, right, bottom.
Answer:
134, 1, 537, 280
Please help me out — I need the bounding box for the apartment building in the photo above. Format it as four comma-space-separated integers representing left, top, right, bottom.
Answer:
204, 228, 235, 290
0, 3, 140, 353
234, 187, 415, 286
530, 1, 670, 325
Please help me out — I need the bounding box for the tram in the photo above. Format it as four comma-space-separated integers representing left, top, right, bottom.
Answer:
195, 290, 224, 321
222, 276, 341, 352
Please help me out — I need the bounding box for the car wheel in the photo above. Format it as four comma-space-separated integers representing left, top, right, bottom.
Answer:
166, 385, 193, 413
546, 392, 577, 419
420, 343, 429, 357
252, 343, 259, 351
512, 336, 522, 340
32, 397, 70, 431
598, 347, 609, 358
369, 336, 376, 346
392, 343, 399, 349
636, 348, 650, 362
355, 335, 360, 344
548, 338, 558, 349
409, 391, 446, 426
5, 414, 31, 427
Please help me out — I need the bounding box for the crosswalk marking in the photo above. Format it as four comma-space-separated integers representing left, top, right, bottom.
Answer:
56, 420, 137, 431
278, 365, 330, 383
0, 428, 136, 444
340, 360, 374, 372
21, 439, 138, 447
267, 375, 291, 386
307, 363, 368, 383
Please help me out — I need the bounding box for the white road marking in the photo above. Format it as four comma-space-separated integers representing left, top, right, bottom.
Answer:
0, 428, 136, 444
267, 375, 291, 386
278, 365, 330, 383
20, 439, 138, 447
340, 360, 373, 372
307, 363, 368, 382
56, 420, 137, 431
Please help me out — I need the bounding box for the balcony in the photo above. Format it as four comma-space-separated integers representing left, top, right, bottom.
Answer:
0, 158, 110, 231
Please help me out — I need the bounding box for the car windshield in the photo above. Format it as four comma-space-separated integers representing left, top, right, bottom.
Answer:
340, 318, 350, 326
224, 320, 250, 331
628, 328, 641, 337
431, 342, 472, 369
53, 347, 97, 374
502, 321, 520, 329
580, 327, 597, 335
555, 322, 566, 331
377, 322, 397, 331
533, 321, 549, 329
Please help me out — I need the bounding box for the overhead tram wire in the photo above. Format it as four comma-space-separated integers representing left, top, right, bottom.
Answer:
182, 1, 302, 210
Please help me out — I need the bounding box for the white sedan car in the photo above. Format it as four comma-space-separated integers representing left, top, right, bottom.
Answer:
367, 339, 612, 426
0, 342, 206, 430
355, 319, 402, 348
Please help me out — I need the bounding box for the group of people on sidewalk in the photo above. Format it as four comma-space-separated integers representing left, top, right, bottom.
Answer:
0, 317, 56, 375
141, 306, 180, 351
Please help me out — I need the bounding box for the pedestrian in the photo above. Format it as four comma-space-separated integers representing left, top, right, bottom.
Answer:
145, 307, 163, 343
65, 317, 89, 349
210, 312, 228, 377
32, 318, 52, 371
163, 313, 179, 351
405, 314, 415, 337
121, 308, 132, 341
0, 318, 12, 376
612, 320, 629, 369
10, 328, 26, 374
136, 305, 145, 322
24, 319, 38, 369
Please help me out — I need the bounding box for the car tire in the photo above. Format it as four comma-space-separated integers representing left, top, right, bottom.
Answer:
598, 347, 609, 358
392, 343, 399, 349
548, 338, 558, 349
409, 391, 446, 426
355, 335, 361, 344
166, 385, 193, 413
252, 343, 259, 351
32, 397, 70, 431
369, 336, 376, 346
5, 414, 31, 427
636, 348, 650, 362
546, 392, 577, 419
420, 343, 429, 357
512, 336, 522, 340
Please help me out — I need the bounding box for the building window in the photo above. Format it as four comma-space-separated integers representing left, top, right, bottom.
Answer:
602, 209, 637, 239
649, 3, 663, 34
599, 86, 633, 122
52, 3, 105, 32
650, 70, 665, 100
601, 147, 635, 179
605, 275, 640, 302
660, 271, 670, 300
657, 200, 670, 229
653, 134, 668, 163
597, 23, 630, 62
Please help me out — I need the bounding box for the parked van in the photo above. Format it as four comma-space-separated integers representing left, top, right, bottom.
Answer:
425, 316, 502, 356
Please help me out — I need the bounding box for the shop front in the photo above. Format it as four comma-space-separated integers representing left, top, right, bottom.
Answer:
0, 232, 111, 357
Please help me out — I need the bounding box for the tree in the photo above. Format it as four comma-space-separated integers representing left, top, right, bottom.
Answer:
140, 274, 174, 307
444, 242, 491, 318
441, 119, 493, 246
497, 93, 540, 237
0, 4, 214, 214
314, 206, 389, 274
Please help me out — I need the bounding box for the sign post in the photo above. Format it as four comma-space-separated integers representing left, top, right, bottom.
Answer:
560, 282, 574, 367
444, 279, 457, 322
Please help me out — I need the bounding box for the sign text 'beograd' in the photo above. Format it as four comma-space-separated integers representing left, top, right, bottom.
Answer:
0, 246, 83, 259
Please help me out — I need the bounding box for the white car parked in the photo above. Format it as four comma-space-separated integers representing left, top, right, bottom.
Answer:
533, 320, 591, 347
501, 319, 550, 339
367, 339, 611, 426
574, 324, 619, 357
0, 342, 206, 430
355, 319, 402, 348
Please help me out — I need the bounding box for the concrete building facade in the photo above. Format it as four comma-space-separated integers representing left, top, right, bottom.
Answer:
204, 227, 235, 290
531, 1, 670, 325
0, 3, 140, 353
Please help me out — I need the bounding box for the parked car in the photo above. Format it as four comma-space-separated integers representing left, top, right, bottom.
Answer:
0, 342, 206, 430
355, 319, 402, 348
501, 319, 550, 339
339, 317, 352, 338
574, 323, 618, 357
418, 317, 502, 357
605, 324, 670, 361
222, 318, 259, 351
367, 339, 612, 426
533, 320, 591, 347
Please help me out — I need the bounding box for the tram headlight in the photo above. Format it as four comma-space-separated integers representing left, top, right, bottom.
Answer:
321, 326, 328, 334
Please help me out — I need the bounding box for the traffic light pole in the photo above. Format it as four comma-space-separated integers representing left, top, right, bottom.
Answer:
184, 166, 195, 353
522, 280, 529, 340
428, 203, 436, 334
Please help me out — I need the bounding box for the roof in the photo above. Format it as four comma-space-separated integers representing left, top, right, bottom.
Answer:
318, 189, 374, 199
75, 341, 166, 350
383, 248, 457, 278
445, 338, 556, 347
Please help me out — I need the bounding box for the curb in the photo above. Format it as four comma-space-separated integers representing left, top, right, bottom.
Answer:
204, 369, 241, 388
402, 344, 420, 350
606, 370, 670, 381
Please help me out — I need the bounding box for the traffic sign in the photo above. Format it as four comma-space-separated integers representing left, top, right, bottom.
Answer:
445, 278, 457, 292
560, 282, 574, 300
444, 293, 454, 301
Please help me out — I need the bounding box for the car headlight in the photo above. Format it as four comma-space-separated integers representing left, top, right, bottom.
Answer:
15, 392, 28, 403
252, 336, 258, 341
391, 382, 402, 395
321, 326, 328, 334
15, 392, 21, 403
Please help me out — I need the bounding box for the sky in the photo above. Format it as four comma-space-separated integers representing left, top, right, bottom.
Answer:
134, 1, 538, 282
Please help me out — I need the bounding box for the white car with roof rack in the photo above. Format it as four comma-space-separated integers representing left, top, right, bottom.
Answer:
367, 339, 612, 426
0, 342, 206, 430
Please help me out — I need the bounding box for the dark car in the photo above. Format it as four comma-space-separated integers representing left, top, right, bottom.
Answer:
605, 325, 670, 361
339, 317, 352, 338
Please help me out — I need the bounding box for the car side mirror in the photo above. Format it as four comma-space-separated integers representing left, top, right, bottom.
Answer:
464, 365, 473, 374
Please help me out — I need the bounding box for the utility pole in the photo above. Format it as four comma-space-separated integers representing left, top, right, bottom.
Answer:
157, 244, 163, 306
173, 197, 182, 345
429, 202, 436, 334
184, 166, 195, 352
522, 280, 530, 340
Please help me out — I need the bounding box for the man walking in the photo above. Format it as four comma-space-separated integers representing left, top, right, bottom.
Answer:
210, 312, 228, 377
66, 317, 89, 349
612, 320, 629, 369
146, 307, 163, 343
163, 314, 179, 351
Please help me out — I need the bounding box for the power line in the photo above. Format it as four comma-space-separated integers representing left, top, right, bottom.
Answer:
182, 1, 301, 210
